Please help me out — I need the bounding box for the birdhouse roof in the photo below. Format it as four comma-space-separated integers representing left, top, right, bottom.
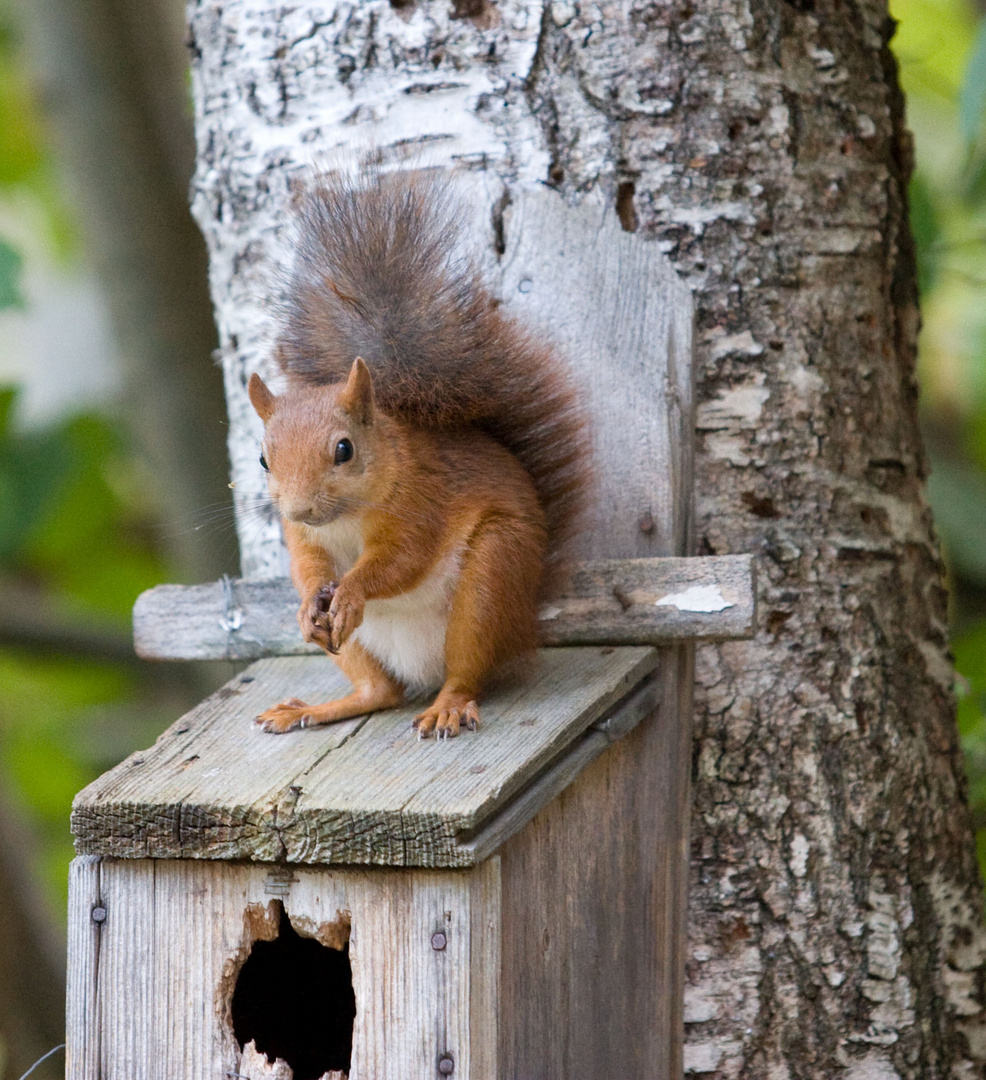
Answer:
72, 646, 658, 869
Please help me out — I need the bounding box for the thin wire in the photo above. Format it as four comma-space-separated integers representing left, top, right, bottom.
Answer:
17, 1044, 65, 1080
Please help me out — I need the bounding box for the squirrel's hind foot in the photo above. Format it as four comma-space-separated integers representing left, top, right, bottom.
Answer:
413, 696, 480, 740
255, 697, 319, 734
256, 679, 403, 734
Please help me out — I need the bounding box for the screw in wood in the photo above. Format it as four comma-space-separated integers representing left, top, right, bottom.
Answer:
438, 1054, 454, 1075
431, 931, 447, 951
638, 510, 656, 534
91, 906, 107, 923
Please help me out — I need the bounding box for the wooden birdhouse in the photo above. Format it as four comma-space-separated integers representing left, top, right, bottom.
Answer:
65, 186, 755, 1080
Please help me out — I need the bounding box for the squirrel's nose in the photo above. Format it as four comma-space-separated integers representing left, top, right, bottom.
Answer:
281, 501, 318, 524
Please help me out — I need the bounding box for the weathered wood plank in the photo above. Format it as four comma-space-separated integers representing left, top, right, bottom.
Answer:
65, 857, 101, 1080
488, 188, 695, 1080
498, 645, 694, 1080
65, 858, 499, 1080
90, 858, 158, 1078
456, 673, 662, 864
131, 554, 755, 661
71, 647, 657, 867
540, 554, 755, 645
494, 186, 694, 561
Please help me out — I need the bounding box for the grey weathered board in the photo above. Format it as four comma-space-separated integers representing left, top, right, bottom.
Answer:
132, 554, 755, 661
72, 646, 658, 868
495, 188, 693, 562
67, 856, 500, 1080
483, 189, 695, 1079
498, 645, 694, 1079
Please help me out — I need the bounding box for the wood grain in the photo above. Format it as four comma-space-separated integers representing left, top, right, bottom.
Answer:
71, 647, 658, 868
65, 857, 499, 1080
65, 857, 101, 1080
132, 555, 754, 661
489, 190, 696, 1080
457, 673, 663, 864
497, 645, 693, 1080
494, 187, 694, 561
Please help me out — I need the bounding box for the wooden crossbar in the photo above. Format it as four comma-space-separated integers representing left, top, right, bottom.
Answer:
133, 554, 756, 661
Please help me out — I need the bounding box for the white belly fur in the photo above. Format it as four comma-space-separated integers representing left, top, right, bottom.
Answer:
355, 552, 460, 692
304, 517, 459, 693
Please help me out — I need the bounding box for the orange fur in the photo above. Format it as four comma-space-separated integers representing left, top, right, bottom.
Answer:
253, 361, 548, 737
252, 171, 590, 738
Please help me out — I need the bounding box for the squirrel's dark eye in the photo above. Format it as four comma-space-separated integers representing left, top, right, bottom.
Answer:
259, 453, 269, 471
334, 438, 354, 465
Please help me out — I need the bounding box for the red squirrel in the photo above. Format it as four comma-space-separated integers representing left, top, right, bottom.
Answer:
249, 171, 589, 738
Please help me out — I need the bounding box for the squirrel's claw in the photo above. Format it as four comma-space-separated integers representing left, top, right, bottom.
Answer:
413, 699, 480, 740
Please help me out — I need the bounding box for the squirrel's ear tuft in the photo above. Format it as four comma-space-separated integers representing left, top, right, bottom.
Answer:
248, 372, 276, 422
339, 357, 375, 424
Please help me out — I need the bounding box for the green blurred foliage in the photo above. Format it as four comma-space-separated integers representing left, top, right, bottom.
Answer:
0, 374, 174, 906
892, 0, 986, 875
0, 240, 22, 309
0, 387, 168, 621
0, 16, 174, 911
0, 15, 73, 255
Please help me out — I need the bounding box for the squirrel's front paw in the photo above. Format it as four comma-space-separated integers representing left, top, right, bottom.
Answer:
328, 581, 365, 652
298, 583, 337, 651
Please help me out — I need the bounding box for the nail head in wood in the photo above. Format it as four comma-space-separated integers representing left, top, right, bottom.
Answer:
91, 905, 106, 923
438, 1054, 455, 1075
431, 931, 448, 951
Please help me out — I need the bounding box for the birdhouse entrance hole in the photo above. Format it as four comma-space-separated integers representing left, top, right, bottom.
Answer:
230, 900, 356, 1079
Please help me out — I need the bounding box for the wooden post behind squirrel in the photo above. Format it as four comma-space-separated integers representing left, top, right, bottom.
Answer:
249, 171, 590, 738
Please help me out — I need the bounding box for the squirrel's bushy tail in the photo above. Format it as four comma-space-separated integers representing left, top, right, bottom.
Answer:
276, 170, 590, 584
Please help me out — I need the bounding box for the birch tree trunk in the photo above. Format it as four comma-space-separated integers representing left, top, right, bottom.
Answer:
187, 1, 986, 1076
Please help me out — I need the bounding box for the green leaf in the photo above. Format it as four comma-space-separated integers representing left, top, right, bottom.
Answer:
961, 19, 986, 145
0, 385, 16, 438
0, 415, 72, 563
890, 0, 976, 103
926, 454, 986, 585
908, 172, 940, 295
0, 238, 23, 309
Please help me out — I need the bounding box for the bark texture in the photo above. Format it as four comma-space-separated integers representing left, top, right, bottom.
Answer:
545, 5, 986, 1076
186, 0, 986, 1076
